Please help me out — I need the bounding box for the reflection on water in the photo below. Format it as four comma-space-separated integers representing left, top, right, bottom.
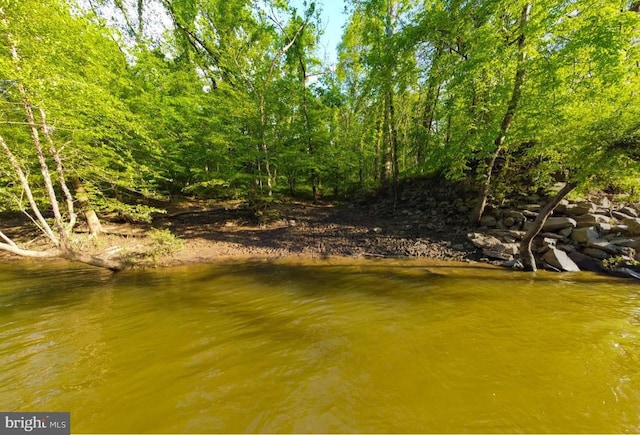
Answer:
1, 258, 639, 433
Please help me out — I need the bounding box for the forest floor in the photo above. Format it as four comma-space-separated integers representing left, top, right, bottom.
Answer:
0, 188, 482, 269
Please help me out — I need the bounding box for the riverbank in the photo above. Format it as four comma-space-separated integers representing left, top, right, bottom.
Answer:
0, 184, 479, 268
1, 178, 639, 276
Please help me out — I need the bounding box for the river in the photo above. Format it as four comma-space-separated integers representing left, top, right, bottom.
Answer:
1, 258, 639, 433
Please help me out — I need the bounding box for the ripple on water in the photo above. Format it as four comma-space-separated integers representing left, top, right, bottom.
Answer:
0, 259, 639, 433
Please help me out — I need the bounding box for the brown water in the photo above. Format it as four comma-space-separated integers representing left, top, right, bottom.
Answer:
0, 258, 639, 433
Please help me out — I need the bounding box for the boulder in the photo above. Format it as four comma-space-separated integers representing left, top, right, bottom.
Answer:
558, 227, 574, 238
503, 217, 516, 227
571, 226, 599, 244
574, 214, 610, 228
482, 249, 515, 261
502, 258, 524, 270
582, 247, 611, 260
467, 233, 502, 250
555, 199, 570, 214
587, 239, 634, 256
539, 232, 565, 240
622, 217, 640, 235
479, 215, 497, 227
619, 206, 638, 217
568, 251, 604, 273
537, 237, 557, 254
598, 197, 612, 209
597, 222, 612, 233
543, 248, 581, 272
565, 202, 597, 216
542, 217, 577, 232
488, 229, 526, 240
612, 210, 633, 221
495, 243, 519, 256
609, 237, 640, 250
522, 203, 542, 211
503, 210, 527, 223
611, 224, 630, 234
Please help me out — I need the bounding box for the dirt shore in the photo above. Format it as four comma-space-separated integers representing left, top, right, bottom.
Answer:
0, 196, 481, 268
153, 198, 479, 266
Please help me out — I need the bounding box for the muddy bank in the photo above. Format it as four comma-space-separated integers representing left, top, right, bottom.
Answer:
150, 198, 478, 266
1, 177, 638, 277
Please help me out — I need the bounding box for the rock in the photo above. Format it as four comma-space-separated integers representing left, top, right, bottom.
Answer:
558, 227, 574, 238
565, 202, 597, 216
502, 258, 524, 270
583, 247, 611, 260
496, 243, 519, 256
522, 209, 539, 218
610, 224, 629, 234
558, 243, 576, 253
540, 232, 566, 240
542, 217, 577, 232
568, 251, 604, 273
587, 239, 634, 256
503, 217, 516, 227
597, 222, 612, 233
467, 233, 502, 250
609, 267, 640, 280
622, 217, 640, 235
543, 248, 581, 272
598, 197, 612, 209
482, 249, 514, 261
574, 214, 610, 228
620, 206, 638, 217
609, 237, 640, 250
503, 210, 526, 223
479, 215, 497, 227
488, 229, 526, 240
611, 210, 633, 221
537, 237, 557, 254
555, 199, 570, 214
571, 226, 599, 244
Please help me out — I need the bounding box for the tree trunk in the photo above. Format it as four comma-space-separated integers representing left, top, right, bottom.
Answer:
40, 108, 77, 230
519, 182, 577, 272
72, 178, 103, 236
62, 250, 124, 272
470, 3, 531, 225
0, 16, 122, 272
388, 90, 399, 207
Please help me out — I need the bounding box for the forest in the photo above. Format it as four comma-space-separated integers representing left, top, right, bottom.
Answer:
0, 0, 639, 270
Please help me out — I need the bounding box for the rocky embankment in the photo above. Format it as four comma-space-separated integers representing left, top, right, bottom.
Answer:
468, 196, 640, 276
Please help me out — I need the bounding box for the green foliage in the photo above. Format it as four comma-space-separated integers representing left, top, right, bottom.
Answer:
146, 228, 185, 259
602, 256, 640, 271
1, 0, 638, 223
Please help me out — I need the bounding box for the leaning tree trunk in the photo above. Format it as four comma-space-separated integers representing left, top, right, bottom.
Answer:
470, 3, 531, 225
1, 13, 123, 271
519, 182, 577, 271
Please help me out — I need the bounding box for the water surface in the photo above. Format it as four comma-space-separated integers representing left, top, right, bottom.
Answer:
1, 258, 639, 433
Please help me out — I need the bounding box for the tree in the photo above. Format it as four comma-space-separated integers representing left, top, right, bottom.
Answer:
0, 5, 123, 269
516, 2, 640, 271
